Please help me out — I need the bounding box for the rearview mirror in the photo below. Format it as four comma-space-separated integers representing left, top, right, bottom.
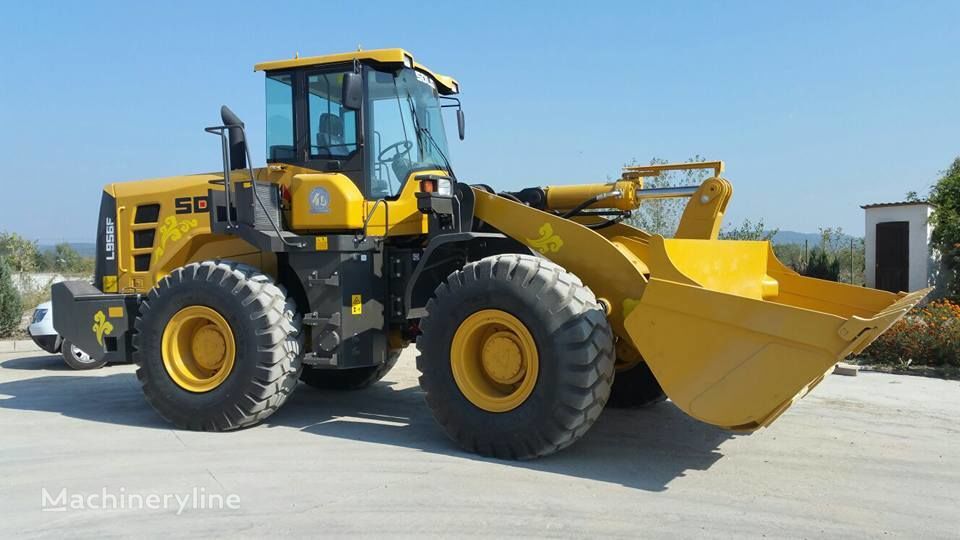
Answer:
342, 72, 362, 110
457, 109, 465, 140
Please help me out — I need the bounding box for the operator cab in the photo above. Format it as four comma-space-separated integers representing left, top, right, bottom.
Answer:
255, 49, 464, 200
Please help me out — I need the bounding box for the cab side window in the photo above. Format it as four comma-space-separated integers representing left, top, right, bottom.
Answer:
307, 72, 358, 159
265, 73, 295, 162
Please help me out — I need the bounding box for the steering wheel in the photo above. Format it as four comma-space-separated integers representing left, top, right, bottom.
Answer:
378, 140, 413, 163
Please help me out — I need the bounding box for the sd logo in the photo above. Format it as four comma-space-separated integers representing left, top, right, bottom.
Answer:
174, 196, 209, 214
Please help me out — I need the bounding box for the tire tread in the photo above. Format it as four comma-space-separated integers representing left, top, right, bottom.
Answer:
132, 260, 301, 431
417, 254, 614, 459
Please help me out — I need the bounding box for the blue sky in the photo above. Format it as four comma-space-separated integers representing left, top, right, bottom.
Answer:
1, 0, 957, 242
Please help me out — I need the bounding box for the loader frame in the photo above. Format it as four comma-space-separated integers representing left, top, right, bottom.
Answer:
51, 48, 928, 448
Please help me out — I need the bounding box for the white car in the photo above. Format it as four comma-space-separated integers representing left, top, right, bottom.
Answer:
28, 301, 105, 370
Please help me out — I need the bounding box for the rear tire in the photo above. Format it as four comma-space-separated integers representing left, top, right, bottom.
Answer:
417, 254, 615, 460
133, 261, 302, 431
61, 339, 106, 370
300, 350, 401, 391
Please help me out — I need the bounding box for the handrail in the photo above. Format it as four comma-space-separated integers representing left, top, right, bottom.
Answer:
204, 125, 235, 230
357, 198, 389, 244
205, 123, 304, 249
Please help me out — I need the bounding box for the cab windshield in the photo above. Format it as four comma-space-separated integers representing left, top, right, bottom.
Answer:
367, 67, 451, 198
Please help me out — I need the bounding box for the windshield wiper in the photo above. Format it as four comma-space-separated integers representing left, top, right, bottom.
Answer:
405, 93, 456, 180
418, 125, 455, 179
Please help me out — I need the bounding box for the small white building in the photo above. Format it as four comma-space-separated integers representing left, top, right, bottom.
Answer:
862, 201, 937, 293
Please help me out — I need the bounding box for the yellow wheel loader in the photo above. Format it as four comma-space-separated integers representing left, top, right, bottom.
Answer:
52, 49, 929, 459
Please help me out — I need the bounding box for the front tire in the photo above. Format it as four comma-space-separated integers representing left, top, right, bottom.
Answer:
417, 254, 615, 460
132, 261, 301, 431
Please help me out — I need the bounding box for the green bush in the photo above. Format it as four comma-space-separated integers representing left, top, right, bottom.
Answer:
801, 247, 841, 281
859, 299, 960, 367
930, 158, 960, 300
0, 258, 22, 338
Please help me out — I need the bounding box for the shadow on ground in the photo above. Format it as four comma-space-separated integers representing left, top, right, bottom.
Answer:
272, 382, 735, 491
0, 356, 170, 429
1, 354, 71, 371
0, 356, 735, 491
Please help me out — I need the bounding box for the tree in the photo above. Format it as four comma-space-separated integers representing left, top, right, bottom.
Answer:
0, 258, 22, 337
0, 232, 40, 273
773, 243, 806, 271
930, 157, 960, 300
817, 227, 864, 285
624, 156, 712, 237
802, 247, 841, 281
771, 227, 865, 284
719, 218, 777, 241
29, 242, 94, 274
50, 243, 90, 273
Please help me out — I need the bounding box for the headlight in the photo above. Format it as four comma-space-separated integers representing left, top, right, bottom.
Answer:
419, 176, 454, 197
32, 308, 47, 324
436, 178, 452, 197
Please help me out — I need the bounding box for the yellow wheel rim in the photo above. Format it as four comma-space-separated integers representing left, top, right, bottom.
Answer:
451, 309, 539, 413
161, 306, 236, 393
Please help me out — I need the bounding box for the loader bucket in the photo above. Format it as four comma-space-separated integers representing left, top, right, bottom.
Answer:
624, 236, 929, 431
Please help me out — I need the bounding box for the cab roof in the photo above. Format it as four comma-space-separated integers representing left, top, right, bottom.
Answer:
253, 48, 460, 95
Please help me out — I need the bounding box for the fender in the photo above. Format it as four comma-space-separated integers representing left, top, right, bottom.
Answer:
405, 232, 533, 319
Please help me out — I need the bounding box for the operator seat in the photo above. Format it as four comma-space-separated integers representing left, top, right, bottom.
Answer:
316, 113, 349, 157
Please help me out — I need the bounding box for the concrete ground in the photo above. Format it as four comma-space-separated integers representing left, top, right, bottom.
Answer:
1, 348, 958, 539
